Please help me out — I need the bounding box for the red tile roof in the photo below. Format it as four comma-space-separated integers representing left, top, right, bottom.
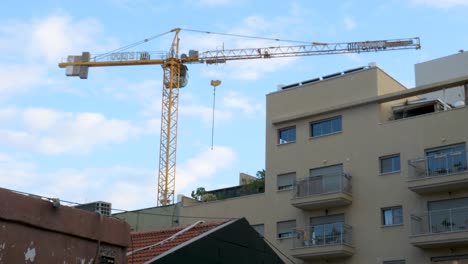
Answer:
127, 219, 232, 264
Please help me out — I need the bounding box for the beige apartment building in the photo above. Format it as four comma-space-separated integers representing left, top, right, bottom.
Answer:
117, 52, 468, 263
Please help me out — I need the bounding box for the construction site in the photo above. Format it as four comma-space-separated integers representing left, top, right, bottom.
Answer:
1, 2, 468, 263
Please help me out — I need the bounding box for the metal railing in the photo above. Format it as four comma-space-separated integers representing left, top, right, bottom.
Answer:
293, 172, 352, 198
408, 150, 467, 179
410, 207, 468, 235
293, 224, 352, 248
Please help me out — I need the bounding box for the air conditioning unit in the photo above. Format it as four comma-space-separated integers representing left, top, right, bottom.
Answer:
75, 201, 112, 216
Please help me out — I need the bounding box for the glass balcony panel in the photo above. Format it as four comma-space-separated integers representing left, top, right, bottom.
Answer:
293, 223, 351, 249
408, 150, 467, 179
411, 207, 468, 235
294, 173, 351, 198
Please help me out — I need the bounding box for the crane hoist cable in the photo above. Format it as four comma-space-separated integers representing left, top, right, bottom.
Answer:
210, 80, 221, 150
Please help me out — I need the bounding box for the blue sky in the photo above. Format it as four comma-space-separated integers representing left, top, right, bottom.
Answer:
1, 0, 467, 209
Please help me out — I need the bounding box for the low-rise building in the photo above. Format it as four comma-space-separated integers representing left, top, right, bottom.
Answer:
0, 187, 130, 263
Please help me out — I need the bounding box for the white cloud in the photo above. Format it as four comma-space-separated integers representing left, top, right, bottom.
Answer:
179, 105, 233, 125
178, 90, 263, 126
176, 146, 237, 195
0, 153, 36, 188
0, 13, 114, 65
30, 14, 112, 64
143, 118, 161, 134
0, 107, 18, 122
0, 13, 116, 99
222, 91, 262, 115
179, 8, 305, 81
23, 108, 61, 131
0, 145, 236, 210
20, 164, 156, 210
344, 16, 357, 31
0, 64, 47, 100
224, 57, 296, 80
101, 79, 163, 119
412, 0, 468, 8
0, 107, 152, 155
106, 181, 155, 209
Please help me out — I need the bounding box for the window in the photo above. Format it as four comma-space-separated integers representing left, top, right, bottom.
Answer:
382, 206, 403, 226
251, 224, 264, 238
278, 127, 296, 144
277, 220, 295, 239
277, 172, 295, 190
383, 260, 405, 264
426, 143, 467, 176
310, 116, 342, 137
380, 154, 401, 174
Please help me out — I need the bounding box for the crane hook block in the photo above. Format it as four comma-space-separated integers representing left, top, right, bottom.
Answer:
65, 52, 90, 79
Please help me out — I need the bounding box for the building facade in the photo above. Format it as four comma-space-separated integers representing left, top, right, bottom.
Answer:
263, 59, 468, 264
166, 53, 468, 264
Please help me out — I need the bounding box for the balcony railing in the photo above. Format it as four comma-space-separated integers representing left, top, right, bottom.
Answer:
408, 150, 467, 179
293, 224, 352, 248
411, 207, 468, 235
294, 173, 352, 198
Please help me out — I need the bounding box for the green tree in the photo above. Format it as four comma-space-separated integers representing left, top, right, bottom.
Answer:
256, 169, 265, 180
241, 169, 265, 194
191, 187, 218, 202
191, 187, 206, 200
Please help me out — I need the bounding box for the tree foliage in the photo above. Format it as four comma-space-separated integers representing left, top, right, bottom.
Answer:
190, 169, 266, 202
191, 187, 206, 200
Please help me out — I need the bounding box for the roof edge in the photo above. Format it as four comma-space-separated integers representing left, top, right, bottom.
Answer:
272, 73, 468, 125
143, 218, 239, 264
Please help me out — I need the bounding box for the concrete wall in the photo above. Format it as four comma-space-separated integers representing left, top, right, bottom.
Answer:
415, 51, 468, 87
113, 204, 180, 232
0, 188, 130, 264
416, 52, 468, 105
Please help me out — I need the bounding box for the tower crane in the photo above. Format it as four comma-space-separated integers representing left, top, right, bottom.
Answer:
58, 28, 421, 206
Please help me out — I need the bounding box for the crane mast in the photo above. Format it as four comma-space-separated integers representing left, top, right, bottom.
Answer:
58, 29, 421, 206
158, 28, 181, 205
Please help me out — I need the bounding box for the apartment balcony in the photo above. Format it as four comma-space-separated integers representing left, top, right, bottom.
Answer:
291, 173, 352, 210
407, 150, 468, 194
291, 224, 354, 260
410, 207, 468, 248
